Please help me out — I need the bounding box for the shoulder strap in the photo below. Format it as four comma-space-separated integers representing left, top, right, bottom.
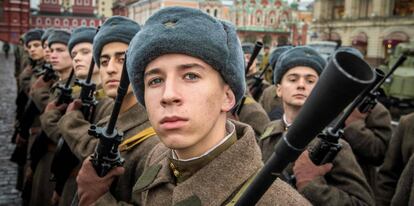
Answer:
119, 127, 156, 152
94, 88, 106, 100
259, 124, 276, 140
243, 96, 256, 105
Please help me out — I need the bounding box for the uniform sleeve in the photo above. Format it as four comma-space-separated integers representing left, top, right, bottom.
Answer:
376, 115, 408, 206
95, 193, 135, 206
18, 66, 32, 94
58, 99, 113, 160
30, 83, 52, 112
40, 109, 63, 144
390, 155, 414, 206
300, 140, 375, 206
343, 103, 392, 165
58, 110, 100, 160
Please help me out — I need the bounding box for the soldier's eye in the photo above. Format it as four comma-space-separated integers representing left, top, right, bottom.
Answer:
101, 60, 108, 67
184, 73, 199, 80
148, 78, 163, 86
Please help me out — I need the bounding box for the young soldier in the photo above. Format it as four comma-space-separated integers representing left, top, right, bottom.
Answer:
17, 29, 44, 99
13, 29, 45, 204
242, 43, 271, 100
48, 26, 112, 206
41, 29, 55, 63
258, 46, 291, 120
259, 46, 375, 205
376, 112, 414, 206
29, 30, 72, 206
77, 7, 310, 205
60, 16, 159, 205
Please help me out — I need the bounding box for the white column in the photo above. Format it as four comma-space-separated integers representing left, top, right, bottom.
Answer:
367, 27, 384, 59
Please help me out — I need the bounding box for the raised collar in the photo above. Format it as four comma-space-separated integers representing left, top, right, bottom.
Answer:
169, 121, 237, 183
134, 120, 263, 205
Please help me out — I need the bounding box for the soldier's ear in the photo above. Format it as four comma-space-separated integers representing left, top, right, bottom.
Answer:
221, 84, 236, 113
276, 84, 282, 98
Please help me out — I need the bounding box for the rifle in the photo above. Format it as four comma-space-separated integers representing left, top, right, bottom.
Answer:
235, 51, 375, 205
11, 60, 52, 143
89, 53, 129, 177
358, 55, 407, 113
55, 69, 75, 105
309, 55, 407, 166
50, 53, 99, 195
40, 63, 59, 82
250, 63, 270, 100
232, 41, 263, 116
10, 65, 65, 166
27, 64, 58, 170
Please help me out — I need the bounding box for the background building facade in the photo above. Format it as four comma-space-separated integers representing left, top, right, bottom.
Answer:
31, 0, 102, 31
311, 0, 414, 66
0, 0, 30, 44
126, 0, 311, 47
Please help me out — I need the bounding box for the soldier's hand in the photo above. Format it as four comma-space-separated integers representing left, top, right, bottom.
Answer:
51, 191, 60, 206
31, 76, 52, 91
15, 133, 27, 147
293, 150, 333, 191
345, 108, 368, 126
77, 157, 125, 206
45, 101, 67, 113
66, 99, 82, 113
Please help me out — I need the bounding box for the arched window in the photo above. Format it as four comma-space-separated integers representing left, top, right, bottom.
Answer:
206, 8, 210, 14
72, 19, 78, 26
45, 18, 51, 26
81, 19, 87, 26
214, 9, 218, 17
54, 18, 60, 26
90, 21, 95, 27
36, 18, 42, 25
63, 19, 69, 27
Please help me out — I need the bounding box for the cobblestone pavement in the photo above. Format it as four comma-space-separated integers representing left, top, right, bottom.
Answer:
0, 52, 22, 206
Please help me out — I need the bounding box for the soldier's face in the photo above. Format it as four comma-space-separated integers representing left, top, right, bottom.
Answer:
72, 42, 97, 79
144, 54, 235, 159
27, 40, 44, 60
50, 43, 72, 72
99, 42, 129, 98
43, 41, 51, 62
276, 66, 318, 108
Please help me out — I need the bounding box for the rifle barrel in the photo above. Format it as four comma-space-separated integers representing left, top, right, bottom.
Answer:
64, 69, 75, 88
245, 42, 263, 75
105, 54, 130, 135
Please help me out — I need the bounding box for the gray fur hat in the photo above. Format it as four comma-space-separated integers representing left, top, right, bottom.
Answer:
41, 28, 55, 45
68, 27, 97, 54
93, 16, 140, 67
269, 46, 292, 70
126, 7, 245, 107
274, 46, 326, 84
48, 30, 71, 47
24, 29, 44, 46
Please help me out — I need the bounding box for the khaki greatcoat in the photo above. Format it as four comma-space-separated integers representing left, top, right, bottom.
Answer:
259, 120, 375, 206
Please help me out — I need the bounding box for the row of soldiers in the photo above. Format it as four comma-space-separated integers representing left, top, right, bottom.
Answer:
9, 6, 414, 206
